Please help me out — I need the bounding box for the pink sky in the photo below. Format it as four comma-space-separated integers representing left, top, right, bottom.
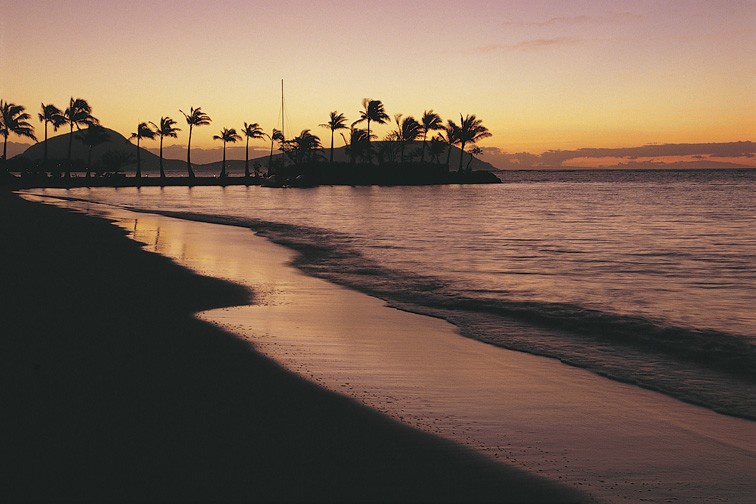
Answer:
2, 0, 754, 164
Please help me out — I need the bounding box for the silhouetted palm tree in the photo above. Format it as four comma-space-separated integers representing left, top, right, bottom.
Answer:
455, 114, 491, 173
268, 128, 283, 175
353, 98, 389, 162
465, 146, 483, 172
1, 101, 36, 164
440, 122, 460, 173
286, 129, 323, 165
38, 103, 64, 165
429, 136, 446, 165
340, 127, 371, 164
179, 107, 211, 178
420, 110, 443, 163
393, 114, 422, 164
76, 125, 110, 177
319, 111, 348, 164
129, 122, 156, 178
213, 127, 241, 178
149, 117, 181, 179
101, 150, 133, 175
241, 122, 266, 178
63, 98, 98, 178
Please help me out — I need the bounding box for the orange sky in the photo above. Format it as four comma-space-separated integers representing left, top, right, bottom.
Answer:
2, 0, 754, 156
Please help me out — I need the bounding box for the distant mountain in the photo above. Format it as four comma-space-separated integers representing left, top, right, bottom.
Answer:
13, 133, 497, 176
14, 128, 187, 174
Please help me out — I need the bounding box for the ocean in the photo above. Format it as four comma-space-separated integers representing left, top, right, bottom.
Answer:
34, 168, 756, 419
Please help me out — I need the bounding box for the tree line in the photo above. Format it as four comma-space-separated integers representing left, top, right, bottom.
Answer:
0, 97, 491, 179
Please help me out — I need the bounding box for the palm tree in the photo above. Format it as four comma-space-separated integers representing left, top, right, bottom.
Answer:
75, 125, 110, 177
0, 101, 37, 164
179, 107, 211, 178
129, 122, 156, 178
268, 128, 283, 175
101, 150, 134, 175
393, 114, 422, 164
62, 98, 98, 178
213, 127, 241, 178
149, 117, 181, 179
465, 146, 483, 172
429, 136, 446, 165
319, 111, 348, 164
340, 127, 371, 164
38, 103, 64, 165
420, 110, 443, 163
352, 98, 389, 162
241, 122, 266, 178
440, 122, 460, 173
286, 129, 323, 165
455, 114, 491, 173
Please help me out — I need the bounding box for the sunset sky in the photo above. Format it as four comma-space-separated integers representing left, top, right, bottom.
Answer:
2, 0, 754, 167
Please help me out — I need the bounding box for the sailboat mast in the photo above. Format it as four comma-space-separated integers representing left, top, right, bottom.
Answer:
281, 79, 284, 140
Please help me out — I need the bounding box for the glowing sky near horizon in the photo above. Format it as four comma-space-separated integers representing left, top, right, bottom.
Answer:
1, 0, 754, 153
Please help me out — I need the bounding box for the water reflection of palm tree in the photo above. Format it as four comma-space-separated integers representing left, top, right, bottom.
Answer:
455, 114, 491, 173
241, 122, 266, 178
1, 101, 36, 164
38, 103, 64, 165
63, 98, 98, 178
179, 107, 211, 178
129, 122, 156, 179
419, 110, 443, 163
149, 117, 181, 179
76, 125, 110, 177
319, 111, 348, 164
213, 127, 241, 178
353, 98, 389, 162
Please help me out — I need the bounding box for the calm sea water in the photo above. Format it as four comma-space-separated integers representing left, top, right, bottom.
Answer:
35, 169, 756, 418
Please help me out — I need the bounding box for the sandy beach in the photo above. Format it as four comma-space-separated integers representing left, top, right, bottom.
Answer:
0, 190, 587, 502
22, 192, 756, 503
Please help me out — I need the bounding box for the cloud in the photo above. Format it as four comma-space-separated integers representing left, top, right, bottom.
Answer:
538, 142, 756, 166
478, 142, 756, 169
466, 37, 579, 54
503, 12, 644, 27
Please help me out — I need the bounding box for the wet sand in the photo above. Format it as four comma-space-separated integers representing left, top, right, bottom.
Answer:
1, 190, 587, 502
31, 195, 756, 504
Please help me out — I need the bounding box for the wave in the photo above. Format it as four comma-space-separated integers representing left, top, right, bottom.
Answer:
28, 193, 756, 420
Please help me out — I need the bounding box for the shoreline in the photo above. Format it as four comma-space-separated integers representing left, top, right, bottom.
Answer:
31, 188, 753, 421
28, 193, 756, 503
1, 190, 586, 502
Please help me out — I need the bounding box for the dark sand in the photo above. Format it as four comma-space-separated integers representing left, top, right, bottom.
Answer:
0, 191, 586, 502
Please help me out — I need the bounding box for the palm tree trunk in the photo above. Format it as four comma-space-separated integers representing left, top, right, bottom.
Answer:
245, 138, 250, 178
159, 136, 165, 178
43, 122, 49, 165
66, 122, 74, 178
136, 138, 142, 178
458, 141, 466, 173
420, 132, 427, 163
367, 119, 372, 164
2, 134, 7, 160
220, 142, 227, 178
268, 138, 275, 176
445, 144, 453, 173
187, 125, 195, 178
330, 130, 334, 164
